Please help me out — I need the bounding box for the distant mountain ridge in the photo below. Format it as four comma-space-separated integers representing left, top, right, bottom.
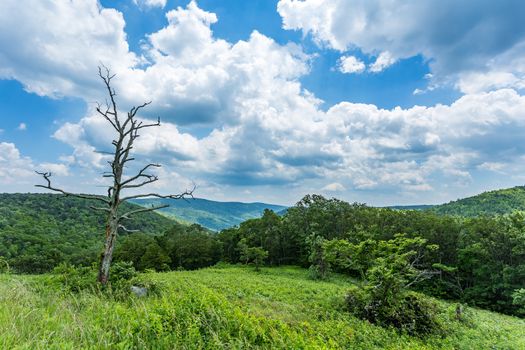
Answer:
429, 186, 525, 217
388, 186, 525, 217
131, 197, 287, 231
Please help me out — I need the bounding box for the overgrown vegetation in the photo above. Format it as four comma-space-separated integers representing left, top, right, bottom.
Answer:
1, 266, 524, 349
218, 195, 525, 317
114, 223, 221, 271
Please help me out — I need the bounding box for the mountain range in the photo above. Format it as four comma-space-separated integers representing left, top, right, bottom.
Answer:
132, 185, 525, 230
131, 197, 287, 231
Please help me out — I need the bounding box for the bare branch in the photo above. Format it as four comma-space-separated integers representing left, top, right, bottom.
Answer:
35, 171, 110, 205
121, 176, 159, 189
98, 65, 119, 129
129, 101, 152, 118
136, 119, 160, 131
95, 102, 118, 132
405, 270, 440, 288
95, 150, 115, 155
118, 224, 139, 233
120, 163, 161, 187
119, 204, 170, 222
89, 205, 111, 213
120, 184, 196, 202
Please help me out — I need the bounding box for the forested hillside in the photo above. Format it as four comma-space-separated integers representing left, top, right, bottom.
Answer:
429, 186, 525, 217
132, 197, 287, 231
0, 193, 174, 273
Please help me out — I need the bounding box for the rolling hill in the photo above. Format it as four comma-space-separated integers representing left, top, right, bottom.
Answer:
0, 193, 175, 273
429, 186, 525, 217
131, 197, 287, 231
388, 186, 525, 217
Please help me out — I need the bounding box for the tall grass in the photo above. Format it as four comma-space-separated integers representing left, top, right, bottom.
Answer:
0, 267, 524, 349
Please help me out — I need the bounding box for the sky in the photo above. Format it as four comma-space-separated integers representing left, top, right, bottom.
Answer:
1, 0, 525, 206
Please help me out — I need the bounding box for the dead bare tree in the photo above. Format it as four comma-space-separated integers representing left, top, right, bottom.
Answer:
36, 67, 194, 285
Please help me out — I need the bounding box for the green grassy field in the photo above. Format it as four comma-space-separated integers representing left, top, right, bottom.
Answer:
1, 266, 524, 349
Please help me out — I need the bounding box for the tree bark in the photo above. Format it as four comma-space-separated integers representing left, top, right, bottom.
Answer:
97, 213, 119, 284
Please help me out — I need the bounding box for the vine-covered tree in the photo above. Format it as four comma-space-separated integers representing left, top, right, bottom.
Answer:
36, 67, 194, 285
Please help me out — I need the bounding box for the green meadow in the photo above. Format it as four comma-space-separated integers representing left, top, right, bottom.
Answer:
1, 265, 524, 350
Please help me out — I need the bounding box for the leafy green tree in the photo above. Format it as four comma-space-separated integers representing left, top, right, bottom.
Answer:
344, 235, 442, 335
240, 246, 269, 271
159, 224, 221, 270
140, 242, 171, 271
307, 234, 330, 279
512, 288, 525, 316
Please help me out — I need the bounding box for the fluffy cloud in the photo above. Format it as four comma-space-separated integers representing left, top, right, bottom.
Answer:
322, 182, 346, 192
133, 0, 167, 9
0, 142, 34, 180
369, 52, 396, 73
4, 0, 525, 204
338, 55, 365, 74
277, 0, 525, 92
55, 84, 525, 200
0, 142, 68, 190
0, 0, 137, 99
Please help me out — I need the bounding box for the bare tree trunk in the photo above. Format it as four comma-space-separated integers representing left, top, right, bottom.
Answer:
36, 66, 194, 286
98, 214, 119, 284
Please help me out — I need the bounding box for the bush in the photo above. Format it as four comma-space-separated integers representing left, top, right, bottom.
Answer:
108, 261, 138, 297
345, 287, 442, 336
51, 262, 98, 293
109, 261, 164, 299
512, 288, 525, 316
0, 256, 10, 273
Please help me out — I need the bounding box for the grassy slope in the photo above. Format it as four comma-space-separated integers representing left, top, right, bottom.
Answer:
1, 266, 524, 349
132, 198, 287, 231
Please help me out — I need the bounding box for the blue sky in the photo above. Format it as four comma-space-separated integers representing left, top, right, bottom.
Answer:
1, 0, 525, 206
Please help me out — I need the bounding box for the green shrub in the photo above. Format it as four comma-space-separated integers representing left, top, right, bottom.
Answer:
445, 303, 474, 327
108, 261, 138, 297
108, 261, 163, 299
345, 287, 442, 336
0, 256, 10, 273
512, 288, 525, 316
51, 262, 98, 293
130, 275, 164, 297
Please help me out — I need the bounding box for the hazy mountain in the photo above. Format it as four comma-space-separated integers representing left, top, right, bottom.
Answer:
131, 198, 287, 231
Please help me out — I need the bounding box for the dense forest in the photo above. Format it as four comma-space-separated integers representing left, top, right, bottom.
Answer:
0, 193, 174, 273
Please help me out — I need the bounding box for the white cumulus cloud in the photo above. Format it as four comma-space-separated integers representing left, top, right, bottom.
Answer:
3, 0, 525, 204
338, 55, 365, 74
133, 0, 167, 9
278, 0, 525, 91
